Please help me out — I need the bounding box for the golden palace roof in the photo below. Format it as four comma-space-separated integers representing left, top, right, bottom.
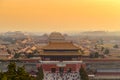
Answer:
40, 51, 81, 56
42, 42, 80, 50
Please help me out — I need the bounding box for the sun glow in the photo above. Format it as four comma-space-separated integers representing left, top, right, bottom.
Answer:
0, 0, 120, 32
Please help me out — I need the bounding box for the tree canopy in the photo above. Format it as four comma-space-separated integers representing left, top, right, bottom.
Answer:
0, 62, 36, 80
79, 65, 89, 80
36, 66, 44, 80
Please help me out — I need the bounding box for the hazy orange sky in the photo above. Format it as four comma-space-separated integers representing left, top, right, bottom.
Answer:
0, 0, 120, 32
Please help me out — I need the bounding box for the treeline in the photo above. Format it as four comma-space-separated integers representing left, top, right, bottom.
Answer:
0, 62, 44, 80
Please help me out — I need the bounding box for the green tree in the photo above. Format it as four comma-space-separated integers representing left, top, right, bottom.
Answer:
0, 72, 3, 79
36, 66, 44, 80
94, 52, 99, 58
6, 62, 17, 80
1, 62, 36, 80
1, 75, 7, 80
14, 53, 20, 58
16, 66, 35, 80
7, 62, 17, 74
27, 54, 34, 58
79, 65, 89, 80
113, 44, 119, 48
90, 52, 99, 58
104, 48, 110, 55
17, 66, 26, 75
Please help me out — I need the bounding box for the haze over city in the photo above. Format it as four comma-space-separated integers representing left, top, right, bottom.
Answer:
0, 0, 120, 32
1, 0, 120, 80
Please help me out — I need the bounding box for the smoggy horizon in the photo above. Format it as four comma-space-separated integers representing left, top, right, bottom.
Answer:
0, 0, 120, 32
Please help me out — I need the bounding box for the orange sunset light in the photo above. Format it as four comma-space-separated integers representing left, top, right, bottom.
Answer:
0, 0, 120, 32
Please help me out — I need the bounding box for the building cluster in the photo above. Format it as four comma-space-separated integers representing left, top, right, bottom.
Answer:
0, 31, 120, 80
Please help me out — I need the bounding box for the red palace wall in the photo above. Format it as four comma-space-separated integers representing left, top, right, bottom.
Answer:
41, 63, 82, 72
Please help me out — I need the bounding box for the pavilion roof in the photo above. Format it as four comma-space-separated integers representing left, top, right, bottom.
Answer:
42, 42, 80, 50
40, 51, 81, 56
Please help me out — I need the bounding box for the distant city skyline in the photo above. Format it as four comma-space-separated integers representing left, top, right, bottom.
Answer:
0, 0, 120, 32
